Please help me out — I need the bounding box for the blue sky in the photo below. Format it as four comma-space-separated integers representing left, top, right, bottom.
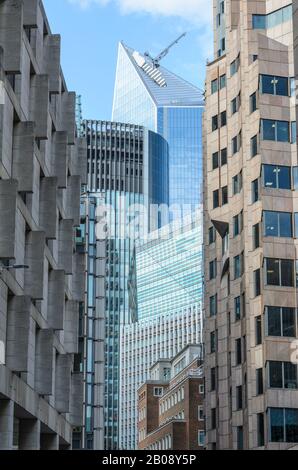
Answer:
43, 0, 212, 120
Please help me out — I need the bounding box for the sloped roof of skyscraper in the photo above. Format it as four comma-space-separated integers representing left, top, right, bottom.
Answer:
121, 42, 205, 107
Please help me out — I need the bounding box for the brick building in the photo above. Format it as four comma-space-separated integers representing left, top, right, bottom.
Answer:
137, 345, 205, 450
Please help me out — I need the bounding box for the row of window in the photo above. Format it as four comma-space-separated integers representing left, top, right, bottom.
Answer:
208, 408, 298, 447
211, 163, 298, 210
252, 5, 292, 30
159, 387, 185, 414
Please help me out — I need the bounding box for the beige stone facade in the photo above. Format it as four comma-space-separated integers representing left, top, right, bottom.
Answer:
204, 0, 298, 450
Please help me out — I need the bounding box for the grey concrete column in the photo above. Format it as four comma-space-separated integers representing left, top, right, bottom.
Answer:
0, 399, 14, 450
40, 433, 59, 450
24, 231, 45, 300
0, 179, 17, 260
64, 300, 79, 354
47, 270, 65, 330
0, 0, 22, 73
29, 75, 49, 140
35, 329, 54, 396
12, 122, 35, 192
6, 296, 31, 372
39, 177, 58, 239
58, 219, 74, 274
19, 418, 41, 450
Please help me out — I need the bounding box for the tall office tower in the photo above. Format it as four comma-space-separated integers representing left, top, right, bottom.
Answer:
112, 42, 204, 213
0, 0, 86, 449
84, 120, 169, 449
204, 0, 298, 450
74, 194, 105, 450
120, 218, 204, 449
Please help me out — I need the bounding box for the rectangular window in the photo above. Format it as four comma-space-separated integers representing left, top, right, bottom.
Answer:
269, 408, 298, 443
210, 331, 217, 354
198, 431, 205, 447
212, 151, 219, 170
252, 14, 266, 29
236, 338, 242, 365
209, 226, 216, 244
235, 296, 241, 321
261, 119, 290, 142
263, 164, 291, 190
291, 121, 297, 144
264, 211, 292, 238
253, 223, 260, 249
234, 253, 244, 279
268, 361, 297, 389
220, 74, 226, 89
213, 189, 219, 209
209, 259, 217, 280
230, 55, 240, 76
260, 75, 289, 96
250, 92, 257, 113
254, 269, 261, 297
211, 408, 217, 429
258, 413, 265, 447
212, 115, 218, 131
252, 179, 259, 203
237, 427, 244, 450
266, 306, 296, 338
211, 367, 216, 391
256, 368, 264, 395
236, 385, 243, 410
231, 97, 237, 115
233, 211, 243, 237
210, 294, 217, 317
231, 131, 241, 155
265, 258, 294, 287
233, 171, 242, 195
220, 111, 227, 127
211, 79, 218, 94
260, 74, 289, 96
251, 134, 258, 157
221, 147, 227, 165
222, 186, 228, 205
256, 316, 262, 345
198, 406, 204, 421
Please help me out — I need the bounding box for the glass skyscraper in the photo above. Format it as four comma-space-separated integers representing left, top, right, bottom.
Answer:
121, 214, 204, 449
129, 216, 203, 322
84, 120, 169, 450
112, 42, 204, 212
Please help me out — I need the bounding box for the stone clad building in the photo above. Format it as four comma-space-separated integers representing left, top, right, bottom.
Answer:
0, 0, 86, 449
204, 0, 298, 450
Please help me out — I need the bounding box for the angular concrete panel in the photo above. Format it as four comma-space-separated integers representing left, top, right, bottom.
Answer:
47, 269, 65, 331
6, 296, 31, 372
35, 328, 54, 396
0, 179, 17, 259
12, 121, 35, 192
24, 231, 45, 300
39, 177, 58, 239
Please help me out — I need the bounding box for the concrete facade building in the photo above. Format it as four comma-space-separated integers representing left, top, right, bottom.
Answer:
137, 345, 204, 450
0, 0, 86, 450
204, 0, 298, 450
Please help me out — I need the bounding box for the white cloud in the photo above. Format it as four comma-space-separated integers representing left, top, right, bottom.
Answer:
67, 0, 212, 25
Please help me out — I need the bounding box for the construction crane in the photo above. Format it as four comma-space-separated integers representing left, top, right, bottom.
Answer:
144, 33, 187, 68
